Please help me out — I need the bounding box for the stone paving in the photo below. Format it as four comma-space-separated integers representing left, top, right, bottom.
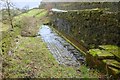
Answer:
38, 25, 85, 67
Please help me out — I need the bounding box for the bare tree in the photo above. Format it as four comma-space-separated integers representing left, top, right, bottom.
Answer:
22, 5, 29, 13
1, 0, 14, 28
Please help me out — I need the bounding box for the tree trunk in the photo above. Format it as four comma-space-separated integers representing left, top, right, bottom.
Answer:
6, 1, 14, 29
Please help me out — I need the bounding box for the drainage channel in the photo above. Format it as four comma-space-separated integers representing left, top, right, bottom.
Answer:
38, 25, 85, 67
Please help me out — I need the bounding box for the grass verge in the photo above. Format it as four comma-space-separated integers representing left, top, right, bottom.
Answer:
3, 36, 100, 78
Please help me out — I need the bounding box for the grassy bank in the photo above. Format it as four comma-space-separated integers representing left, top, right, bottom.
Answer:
2, 9, 101, 78
2, 9, 48, 78
3, 35, 100, 78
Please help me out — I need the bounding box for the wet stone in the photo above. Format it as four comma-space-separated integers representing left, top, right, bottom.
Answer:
77, 57, 84, 61
39, 25, 84, 67
55, 38, 58, 40
70, 50, 80, 55
63, 43, 70, 47
67, 45, 75, 51
73, 52, 79, 56
75, 55, 81, 58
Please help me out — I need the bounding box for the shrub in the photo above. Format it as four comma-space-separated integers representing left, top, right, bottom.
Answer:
20, 16, 38, 37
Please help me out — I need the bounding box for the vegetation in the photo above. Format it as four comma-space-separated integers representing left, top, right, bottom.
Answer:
3, 36, 100, 78
1, 9, 48, 78
1, 0, 17, 28
20, 16, 38, 37
88, 45, 120, 78
1, 8, 101, 78
51, 8, 119, 48
1, 1, 119, 79
49, 2, 119, 79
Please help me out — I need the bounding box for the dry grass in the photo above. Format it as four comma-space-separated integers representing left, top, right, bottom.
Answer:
20, 16, 38, 37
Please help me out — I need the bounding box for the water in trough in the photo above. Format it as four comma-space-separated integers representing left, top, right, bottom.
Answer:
38, 25, 85, 67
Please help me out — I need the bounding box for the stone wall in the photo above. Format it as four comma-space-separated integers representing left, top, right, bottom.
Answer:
50, 8, 120, 79
40, 2, 119, 12
50, 9, 119, 49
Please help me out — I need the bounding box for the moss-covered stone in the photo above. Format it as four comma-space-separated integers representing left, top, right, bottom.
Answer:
99, 45, 119, 50
50, 7, 119, 78
108, 66, 120, 75
87, 47, 120, 77
103, 59, 120, 69
88, 49, 114, 59
99, 45, 120, 59
50, 8, 119, 48
102, 59, 120, 77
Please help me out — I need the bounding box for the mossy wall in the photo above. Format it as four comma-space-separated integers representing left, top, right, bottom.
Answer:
40, 2, 119, 12
50, 9, 119, 48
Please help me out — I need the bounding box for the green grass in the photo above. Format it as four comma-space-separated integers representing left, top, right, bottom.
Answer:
35, 10, 48, 18
1, 9, 47, 32
3, 36, 100, 78
14, 9, 45, 19
2, 8, 100, 78
0, 22, 10, 32
3, 36, 76, 78
26, 9, 44, 16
